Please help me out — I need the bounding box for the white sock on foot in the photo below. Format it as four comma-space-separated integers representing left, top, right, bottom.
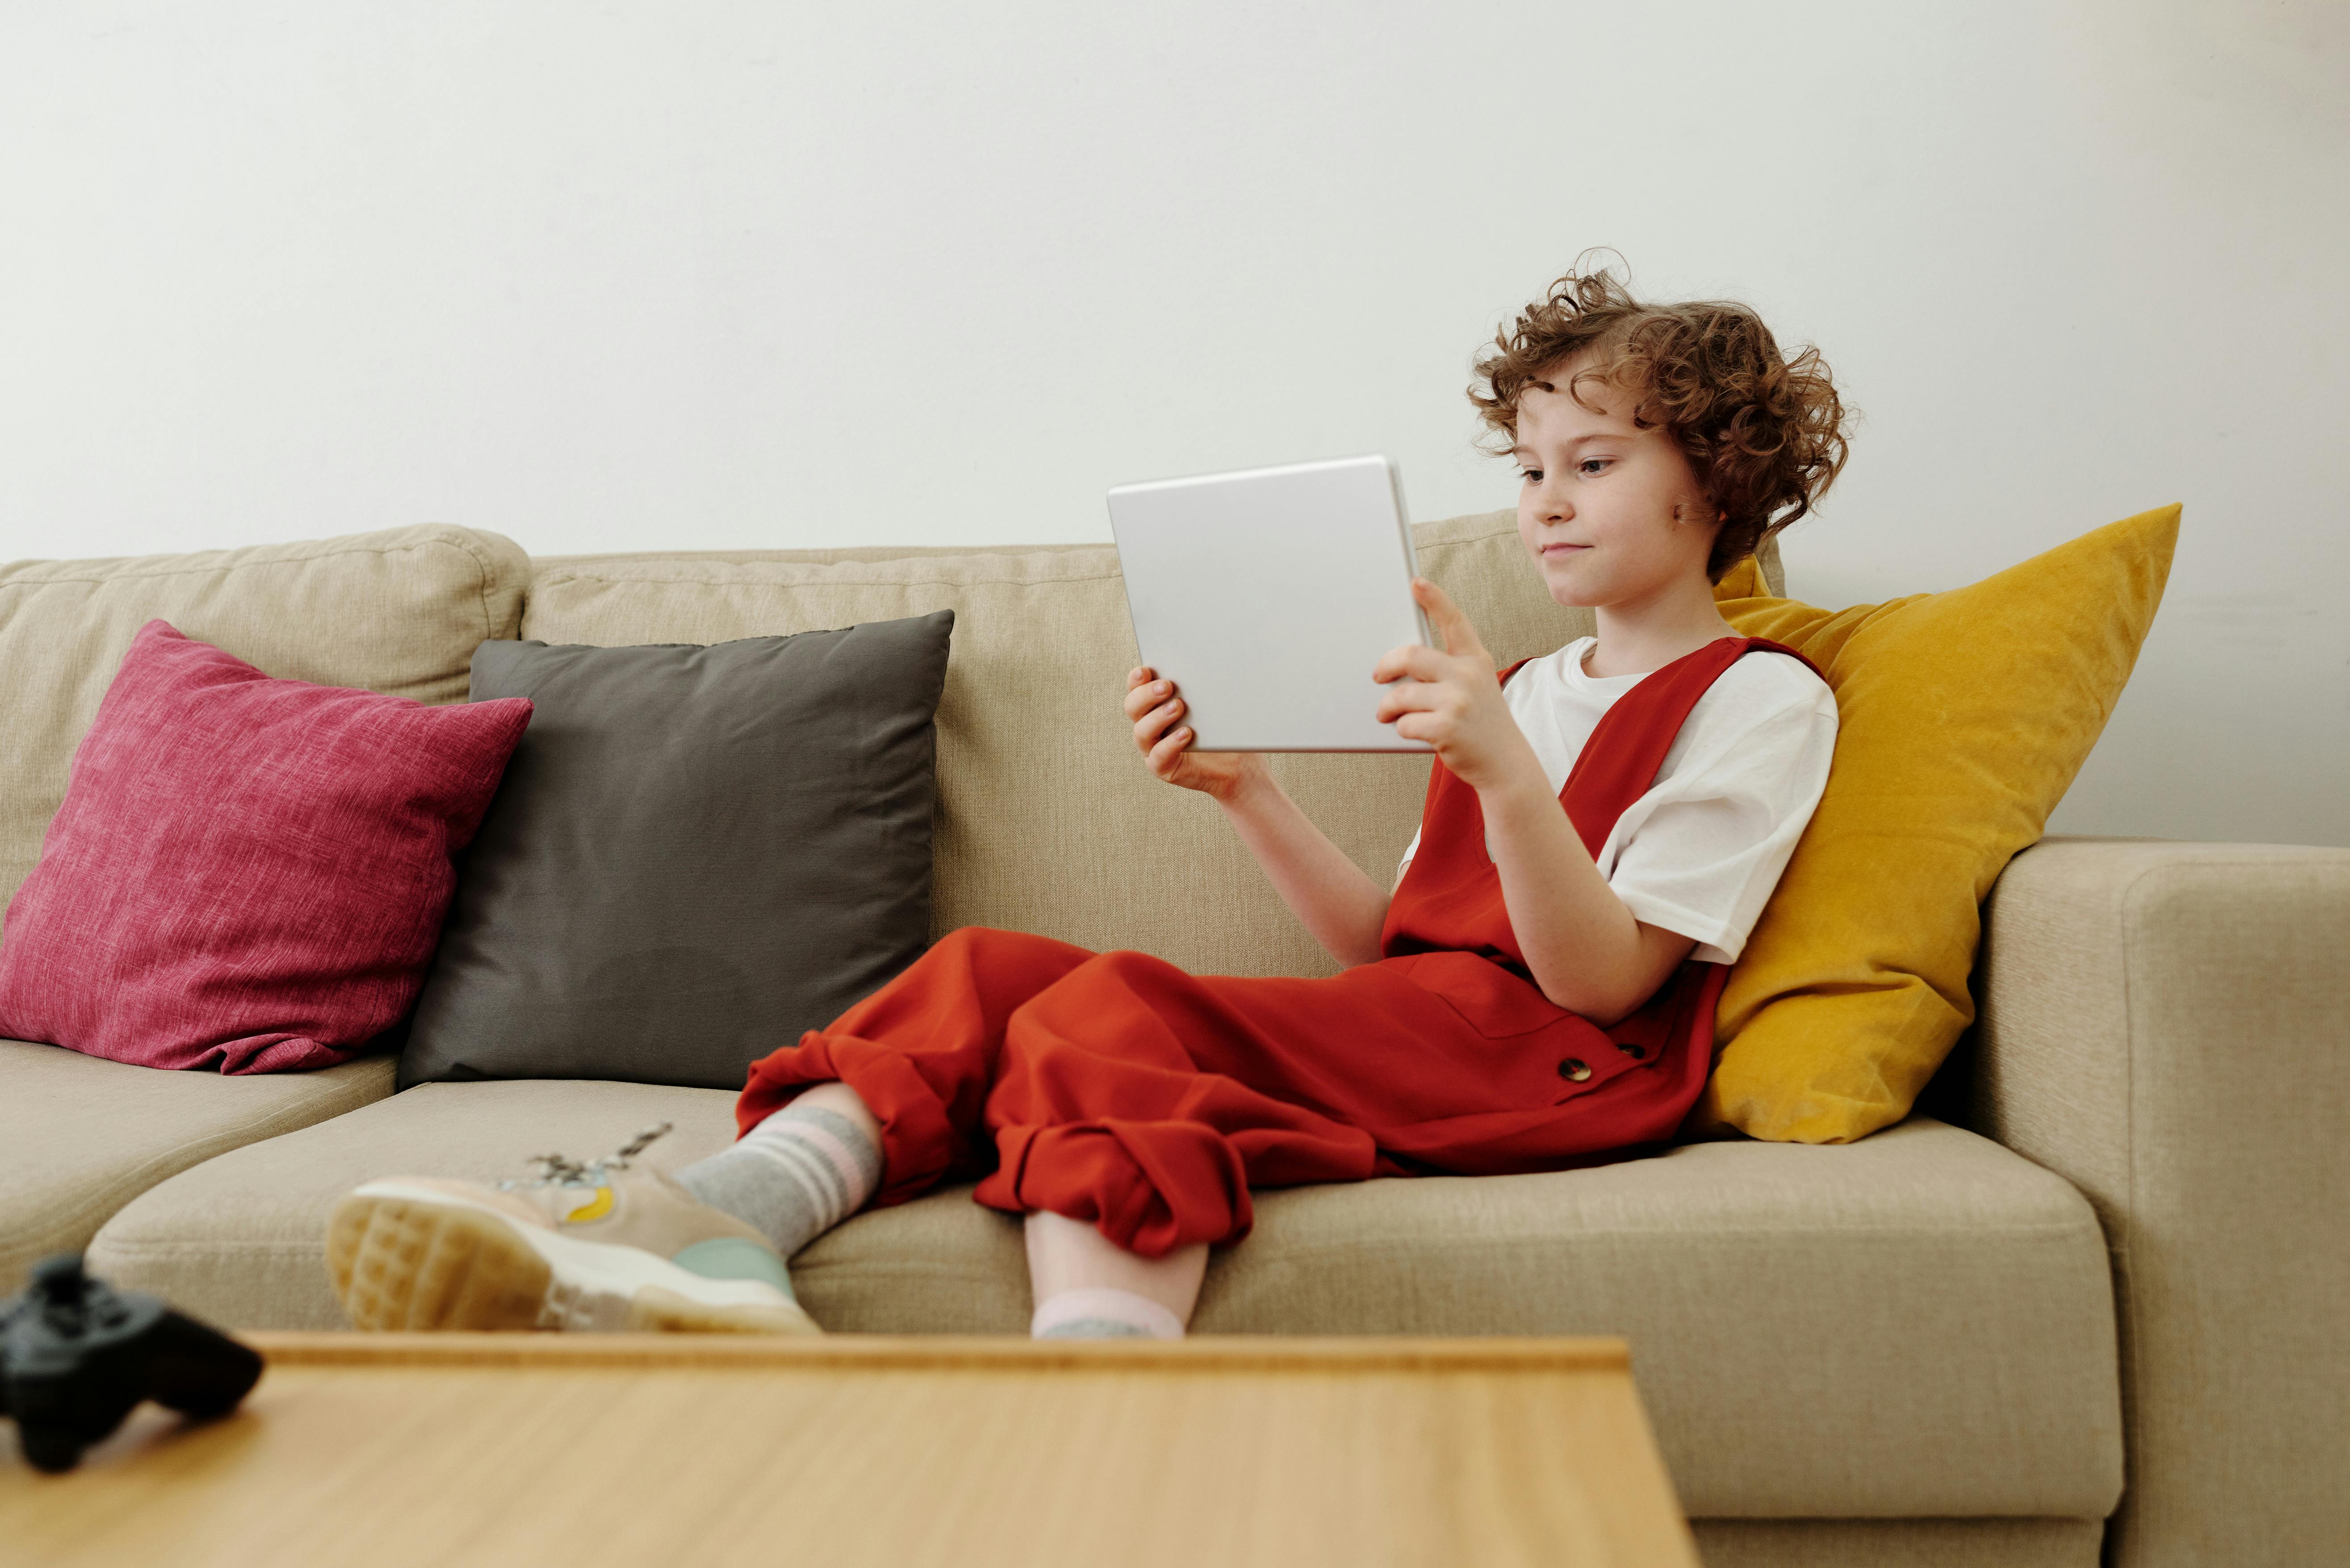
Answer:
1031, 1287, 1186, 1341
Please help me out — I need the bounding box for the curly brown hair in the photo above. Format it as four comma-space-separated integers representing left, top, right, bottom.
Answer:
1469, 256, 1851, 583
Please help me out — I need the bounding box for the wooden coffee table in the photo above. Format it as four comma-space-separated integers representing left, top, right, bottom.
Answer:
3, 1333, 1698, 1567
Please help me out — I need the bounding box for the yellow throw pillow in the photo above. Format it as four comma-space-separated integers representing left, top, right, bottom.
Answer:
1693, 505, 2181, 1143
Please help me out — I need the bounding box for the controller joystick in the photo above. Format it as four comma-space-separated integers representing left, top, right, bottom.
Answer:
0, 1254, 264, 1474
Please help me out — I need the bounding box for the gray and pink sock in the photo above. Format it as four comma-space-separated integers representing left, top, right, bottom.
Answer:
675, 1102, 881, 1260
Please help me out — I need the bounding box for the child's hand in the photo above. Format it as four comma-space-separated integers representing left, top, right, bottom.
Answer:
1125, 667, 1266, 802
1373, 579, 1544, 795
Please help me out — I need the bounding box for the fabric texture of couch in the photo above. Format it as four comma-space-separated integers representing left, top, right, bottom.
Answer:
92, 1083, 2123, 1520
4, 518, 2341, 1568
0, 524, 525, 1270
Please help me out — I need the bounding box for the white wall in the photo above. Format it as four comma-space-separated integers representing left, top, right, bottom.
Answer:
3, 1, 2343, 846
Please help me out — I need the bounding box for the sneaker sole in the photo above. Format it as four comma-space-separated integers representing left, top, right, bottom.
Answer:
327, 1182, 821, 1336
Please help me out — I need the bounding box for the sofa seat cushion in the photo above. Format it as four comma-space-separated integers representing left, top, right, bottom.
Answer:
0, 1039, 396, 1291
85, 1079, 763, 1335
89, 1088, 2117, 1522
821, 1116, 2123, 1522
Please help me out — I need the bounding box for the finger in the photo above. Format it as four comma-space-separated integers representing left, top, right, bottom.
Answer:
1373, 680, 1442, 725
1137, 719, 1175, 771
1128, 666, 1154, 691
1148, 725, 1194, 775
1372, 644, 1460, 686
1133, 696, 1184, 747
1122, 677, 1175, 721
1412, 578, 1491, 663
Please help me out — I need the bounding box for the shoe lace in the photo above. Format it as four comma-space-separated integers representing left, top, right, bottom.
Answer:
499, 1122, 674, 1190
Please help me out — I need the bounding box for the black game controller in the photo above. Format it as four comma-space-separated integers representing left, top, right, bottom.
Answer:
0, 1254, 264, 1474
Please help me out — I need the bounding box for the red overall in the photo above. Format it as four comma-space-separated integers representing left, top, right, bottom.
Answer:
737, 635, 1821, 1258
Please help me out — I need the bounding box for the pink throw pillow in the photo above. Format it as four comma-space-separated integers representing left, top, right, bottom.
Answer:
0, 621, 532, 1073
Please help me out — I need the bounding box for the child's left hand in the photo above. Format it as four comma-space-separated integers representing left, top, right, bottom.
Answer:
1373, 579, 1545, 795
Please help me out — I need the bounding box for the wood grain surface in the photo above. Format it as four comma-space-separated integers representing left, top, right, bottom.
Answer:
1, 1333, 1699, 1568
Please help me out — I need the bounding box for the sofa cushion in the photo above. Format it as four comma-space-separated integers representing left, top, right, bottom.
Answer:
0, 1039, 396, 1292
0, 525, 531, 910
399, 613, 954, 1091
0, 622, 533, 1073
516, 516, 1781, 983
86, 1078, 756, 1333
827, 1118, 2122, 1521
88, 1089, 2117, 1521
1695, 506, 2179, 1144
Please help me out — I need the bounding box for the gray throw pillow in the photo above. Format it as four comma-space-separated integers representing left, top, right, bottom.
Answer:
397, 611, 953, 1090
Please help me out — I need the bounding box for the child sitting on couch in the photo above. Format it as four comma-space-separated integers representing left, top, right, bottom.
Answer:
327, 260, 1849, 1338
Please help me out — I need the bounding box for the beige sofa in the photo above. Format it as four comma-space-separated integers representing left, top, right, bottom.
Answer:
3, 522, 2342, 1568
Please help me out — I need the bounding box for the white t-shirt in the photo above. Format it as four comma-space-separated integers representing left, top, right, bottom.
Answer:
1396, 636, 1837, 966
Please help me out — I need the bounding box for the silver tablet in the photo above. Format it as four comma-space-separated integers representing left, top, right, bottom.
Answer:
1108, 454, 1432, 752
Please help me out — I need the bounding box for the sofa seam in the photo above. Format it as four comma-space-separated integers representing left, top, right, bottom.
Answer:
1237, 1220, 2106, 1261
0, 534, 492, 592
1682, 1514, 2111, 1529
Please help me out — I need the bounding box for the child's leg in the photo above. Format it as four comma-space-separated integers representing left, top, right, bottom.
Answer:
691, 1047, 1216, 1342
672, 1082, 884, 1260
1024, 1210, 1206, 1340
737, 927, 1099, 1207
657, 927, 1106, 1272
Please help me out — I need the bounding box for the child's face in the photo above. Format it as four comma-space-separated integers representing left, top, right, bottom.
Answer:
1511, 356, 1722, 610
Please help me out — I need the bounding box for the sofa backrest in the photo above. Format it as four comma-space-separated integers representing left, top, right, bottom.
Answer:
0, 515, 1781, 983
0, 527, 530, 909
523, 512, 1783, 979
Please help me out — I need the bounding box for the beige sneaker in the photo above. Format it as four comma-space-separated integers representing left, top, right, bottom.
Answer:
327, 1124, 819, 1335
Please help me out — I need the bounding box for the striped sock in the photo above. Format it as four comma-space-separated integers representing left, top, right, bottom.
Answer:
674, 1103, 881, 1259
1031, 1287, 1186, 1341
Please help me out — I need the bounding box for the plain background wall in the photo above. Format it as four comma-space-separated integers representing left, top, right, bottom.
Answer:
2, 0, 2342, 847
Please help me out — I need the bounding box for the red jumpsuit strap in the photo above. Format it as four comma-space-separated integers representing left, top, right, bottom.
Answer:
1377, 661, 1532, 965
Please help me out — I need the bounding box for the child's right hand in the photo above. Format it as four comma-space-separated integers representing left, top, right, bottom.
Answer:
1125, 666, 1265, 803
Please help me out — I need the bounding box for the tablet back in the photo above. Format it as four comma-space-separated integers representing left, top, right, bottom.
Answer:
1108, 455, 1432, 752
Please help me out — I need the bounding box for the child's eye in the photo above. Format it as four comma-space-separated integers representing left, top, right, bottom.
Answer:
1579, 458, 1612, 476
1519, 469, 1542, 483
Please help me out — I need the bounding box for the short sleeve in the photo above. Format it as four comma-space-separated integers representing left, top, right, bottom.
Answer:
1602, 682, 1838, 966
1396, 826, 1422, 880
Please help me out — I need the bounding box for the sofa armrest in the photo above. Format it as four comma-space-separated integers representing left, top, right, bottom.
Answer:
1960, 834, 2350, 1568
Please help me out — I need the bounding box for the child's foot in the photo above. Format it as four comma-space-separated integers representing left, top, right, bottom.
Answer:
327, 1124, 820, 1335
